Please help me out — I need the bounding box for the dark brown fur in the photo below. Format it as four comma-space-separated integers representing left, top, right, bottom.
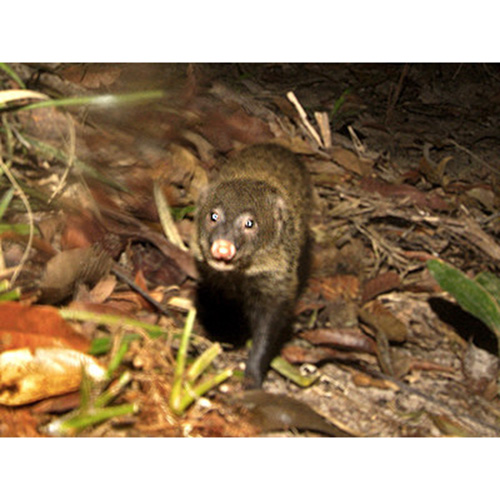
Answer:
193, 144, 312, 388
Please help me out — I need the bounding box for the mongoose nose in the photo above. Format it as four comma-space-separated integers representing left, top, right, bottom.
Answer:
211, 239, 236, 261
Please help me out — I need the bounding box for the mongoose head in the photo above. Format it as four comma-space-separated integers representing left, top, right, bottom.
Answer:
196, 179, 286, 272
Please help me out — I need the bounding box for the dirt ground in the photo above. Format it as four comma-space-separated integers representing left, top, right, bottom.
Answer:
1, 63, 500, 437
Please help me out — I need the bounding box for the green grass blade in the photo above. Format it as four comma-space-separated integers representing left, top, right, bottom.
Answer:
427, 259, 500, 343
0, 187, 15, 219
0, 64, 26, 89
60, 308, 168, 338
19, 90, 165, 112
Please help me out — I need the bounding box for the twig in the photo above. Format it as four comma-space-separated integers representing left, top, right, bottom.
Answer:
314, 111, 332, 148
445, 138, 500, 174
347, 125, 367, 156
0, 117, 35, 285
286, 91, 323, 148
385, 63, 409, 123
111, 264, 172, 317
48, 112, 77, 203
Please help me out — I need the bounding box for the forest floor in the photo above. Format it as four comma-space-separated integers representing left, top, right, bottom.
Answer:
1, 63, 500, 437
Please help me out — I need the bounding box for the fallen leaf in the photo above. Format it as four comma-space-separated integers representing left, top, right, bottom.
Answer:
330, 146, 373, 176
301, 328, 376, 353
0, 302, 90, 352
233, 390, 354, 437
360, 177, 450, 211
40, 246, 113, 304
281, 345, 366, 365
61, 63, 122, 89
362, 271, 401, 303
0, 347, 106, 406
352, 372, 399, 390
360, 300, 408, 343
308, 275, 360, 302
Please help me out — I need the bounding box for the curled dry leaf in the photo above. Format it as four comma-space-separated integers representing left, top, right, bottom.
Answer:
0, 302, 105, 406
360, 300, 408, 343
281, 345, 366, 365
40, 246, 113, 304
330, 146, 373, 176
301, 327, 376, 353
0, 347, 106, 406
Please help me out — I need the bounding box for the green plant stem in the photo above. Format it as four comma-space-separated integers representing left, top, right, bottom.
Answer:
106, 340, 131, 379
169, 307, 196, 411
59, 308, 168, 338
176, 368, 233, 414
96, 371, 132, 408
270, 356, 320, 387
47, 403, 138, 436
186, 343, 222, 383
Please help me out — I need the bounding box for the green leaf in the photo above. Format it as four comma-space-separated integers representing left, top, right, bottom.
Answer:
427, 259, 500, 348
475, 271, 500, 308
0, 187, 15, 220
0, 223, 39, 236
0, 64, 26, 89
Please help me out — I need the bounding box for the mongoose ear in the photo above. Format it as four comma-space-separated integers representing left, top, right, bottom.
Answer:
273, 195, 287, 233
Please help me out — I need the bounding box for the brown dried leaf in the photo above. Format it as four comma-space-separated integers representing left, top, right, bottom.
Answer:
31, 391, 81, 414
281, 345, 365, 365
234, 390, 353, 437
362, 271, 401, 303
0, 406, 44, 437
88, 274, 118, 304
360, 177, 450, 211
351, 372, 399, 390
0, 302, 90, 353
308, 275, 360, 302
418, 154, 453, 186
199, 108, 273, 152
40, 246, 113, 304
61, 63, 122, 89
330, 146, 373, 176
360, 300, 408, 343
301, 328, 376, 353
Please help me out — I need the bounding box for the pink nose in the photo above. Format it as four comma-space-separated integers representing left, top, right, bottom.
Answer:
211, 240, 236, 261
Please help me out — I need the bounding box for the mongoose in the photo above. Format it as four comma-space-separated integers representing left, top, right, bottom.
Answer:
193, 143, 312, 388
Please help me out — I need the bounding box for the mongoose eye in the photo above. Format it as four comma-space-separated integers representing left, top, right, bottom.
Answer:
209, 211, 219, 223
244, 218, 255, 229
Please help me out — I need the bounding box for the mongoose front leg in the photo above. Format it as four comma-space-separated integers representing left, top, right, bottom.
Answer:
244, 297, 293, 389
